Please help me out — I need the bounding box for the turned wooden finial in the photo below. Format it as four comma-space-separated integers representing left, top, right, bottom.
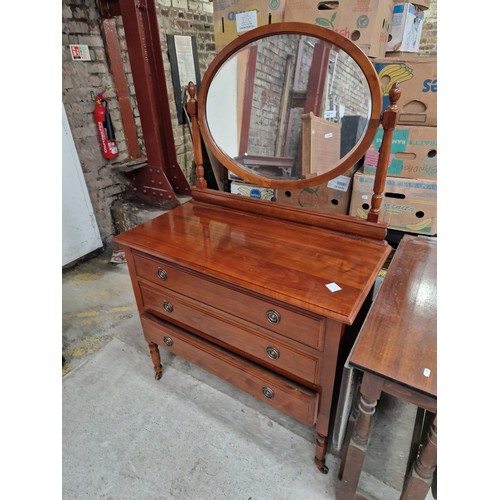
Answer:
186, 81, 197, 119
380, 81, 401, 130
367, 82, 401, 224
389, 82, 401, 107
185, 81, 207, 190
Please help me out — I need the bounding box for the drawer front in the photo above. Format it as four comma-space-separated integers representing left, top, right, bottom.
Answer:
140, 283, 320, 386
141, 314, 319, 426
134, 253, 324, 350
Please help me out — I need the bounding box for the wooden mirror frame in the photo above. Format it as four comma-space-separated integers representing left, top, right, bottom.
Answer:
187, 23, 401, 225
197, 22, 383, 190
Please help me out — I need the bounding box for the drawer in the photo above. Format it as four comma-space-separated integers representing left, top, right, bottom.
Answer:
141, 314, 319, 426
140, 283, 320, 386
133, 252, 325, 350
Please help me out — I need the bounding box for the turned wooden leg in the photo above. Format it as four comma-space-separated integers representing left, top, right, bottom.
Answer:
336, 373, 382, 499
336, 394, 378, 498
148, 341, 163, 380
400, 415, 437, 500
314, 432, 329, 474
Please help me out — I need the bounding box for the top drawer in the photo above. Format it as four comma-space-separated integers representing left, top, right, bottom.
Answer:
133, 253, 325, 350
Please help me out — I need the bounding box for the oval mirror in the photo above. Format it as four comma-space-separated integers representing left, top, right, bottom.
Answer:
198, 22, 382, 190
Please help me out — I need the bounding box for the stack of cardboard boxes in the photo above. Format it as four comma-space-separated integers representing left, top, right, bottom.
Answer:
349, 1, 437, 235
210, 1, 437, 234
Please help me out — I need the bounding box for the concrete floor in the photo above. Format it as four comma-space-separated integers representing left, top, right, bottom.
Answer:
62, 238, 435, 499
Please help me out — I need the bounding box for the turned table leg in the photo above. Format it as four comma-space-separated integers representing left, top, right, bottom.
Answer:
400, 415, 437, 500
314, 432, 329, 474
336, 374, 382, 499
148, 341, 163, 380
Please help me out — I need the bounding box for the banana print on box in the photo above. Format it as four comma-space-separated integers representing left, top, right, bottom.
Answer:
377, 63, 413, 95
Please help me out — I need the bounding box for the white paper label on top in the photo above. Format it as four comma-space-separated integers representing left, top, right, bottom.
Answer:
326, 282, 342, 293
324, 132, 333, 139
423, 368, 431, 377
236, 10, 258, 32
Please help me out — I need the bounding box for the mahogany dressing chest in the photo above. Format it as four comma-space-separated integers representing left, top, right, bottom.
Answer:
114, 22, 400, 473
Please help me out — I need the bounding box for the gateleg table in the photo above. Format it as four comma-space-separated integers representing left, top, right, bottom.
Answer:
336, 234, 437, 499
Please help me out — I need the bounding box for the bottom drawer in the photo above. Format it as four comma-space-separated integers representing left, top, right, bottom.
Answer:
141, 314, 319, 426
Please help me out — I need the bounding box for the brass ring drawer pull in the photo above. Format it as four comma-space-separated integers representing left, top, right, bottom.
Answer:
157, 268, 168, 280
261, 387, 275, 399
162, 301, 174, 313
163, 336, 173, 347
266, 309, 281, 324
266, 346, 280, 360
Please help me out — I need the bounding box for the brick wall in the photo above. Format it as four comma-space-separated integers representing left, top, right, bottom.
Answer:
62, 0, 215, 246
63, 0, 126, 245
419, 0, 437, 56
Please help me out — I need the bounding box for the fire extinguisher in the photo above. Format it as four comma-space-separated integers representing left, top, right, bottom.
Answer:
93, 90, 118, 159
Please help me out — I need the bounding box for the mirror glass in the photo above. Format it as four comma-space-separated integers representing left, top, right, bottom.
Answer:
205, 33, 372, 183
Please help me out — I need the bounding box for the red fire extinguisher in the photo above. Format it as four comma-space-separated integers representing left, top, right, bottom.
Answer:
93, 90, 118, 159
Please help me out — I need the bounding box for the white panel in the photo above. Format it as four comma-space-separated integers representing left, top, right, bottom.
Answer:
62, 104, 102, 266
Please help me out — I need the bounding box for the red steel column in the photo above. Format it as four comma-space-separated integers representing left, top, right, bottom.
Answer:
117, 0, 191, 205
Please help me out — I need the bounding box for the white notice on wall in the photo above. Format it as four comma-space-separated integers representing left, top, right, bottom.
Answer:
327, 175, 350, 192
236, 10, 258, 32
174, 35, 197, 88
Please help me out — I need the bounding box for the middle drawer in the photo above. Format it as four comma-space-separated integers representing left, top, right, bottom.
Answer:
140, 283, 320, 386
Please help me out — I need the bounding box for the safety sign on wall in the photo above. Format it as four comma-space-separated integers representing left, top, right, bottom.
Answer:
69, 44, 91, 61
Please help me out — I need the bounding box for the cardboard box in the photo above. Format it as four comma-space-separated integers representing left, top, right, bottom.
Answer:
213, 0, 286, 50
301, 113, 341, 178
349, 171, 437, 235
284, 0, 393, 58
228, 170, 245, 182
386, 3, 425, 53
230, 181, 276, 200
363, 125, 437, 179
373, 56, 437, 126
413, 0, 430, 9
276, 167, 356, 214
383, 50, 426, 58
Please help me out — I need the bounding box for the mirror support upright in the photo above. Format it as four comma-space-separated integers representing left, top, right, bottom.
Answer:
186, 81, 207, 190
368, 83, 401, 223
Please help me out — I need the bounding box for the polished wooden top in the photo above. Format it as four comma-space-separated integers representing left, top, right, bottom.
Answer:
349, 235, 437, 398
114, 200, 391, 324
